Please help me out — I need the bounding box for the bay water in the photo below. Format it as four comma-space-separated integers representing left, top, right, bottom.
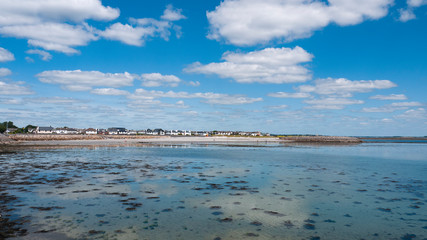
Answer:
1, 143, 426, 239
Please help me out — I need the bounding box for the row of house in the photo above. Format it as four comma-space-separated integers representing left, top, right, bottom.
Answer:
34, 126, 269, 136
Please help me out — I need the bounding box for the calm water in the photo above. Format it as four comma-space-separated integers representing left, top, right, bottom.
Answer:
1, 143, 426, 240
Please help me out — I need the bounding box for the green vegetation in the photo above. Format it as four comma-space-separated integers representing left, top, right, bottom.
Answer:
0, 121, 17, 133
0, 121, 37, 134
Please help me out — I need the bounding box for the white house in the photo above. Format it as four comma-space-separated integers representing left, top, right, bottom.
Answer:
54, 128, 78, 134
85, 128, 97, 135
36, 126, 54, 134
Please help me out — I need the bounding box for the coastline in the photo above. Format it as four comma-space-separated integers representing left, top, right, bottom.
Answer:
0, 134, 366, 151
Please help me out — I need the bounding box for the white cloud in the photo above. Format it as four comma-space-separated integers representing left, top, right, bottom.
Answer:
268, 92, 311, 98
390, 101, 422, 107
398, 8, 416, 22
26, 49, 52, 61
408, 0, 427, 7
130, 88, 262, 105
0, 0, 119, 54
399, 0, 427, 22
381, 118, 394, 123
362, 106, 404, 113
0, 23, 97, 54
128, 18, 172, 40
0, 0, 119, 25
161, 4, 186, 21
395, 108, 427, 120
102, 5, 186, 46
101, 23, 154, 46
299, 78, 396, 96
203, 96, 263, 105
25, 56, 34, 63
140, 73, 181, 87
207, 0, 392, 46
0, 47, 14, 62
187, 81, 200, 87
0, 68, 12, 77
26, 97, 80, 104
370, 94, 407, 100
37, 70, 135, 91
362, 101, 422, 113
185, 47, 313, 84
0, 98, 22, 105
268, 105, 288, 109
0, 80, 34, 95
91, 88, 130, 96
181, 111, 198, 117
305, 97, 364, 110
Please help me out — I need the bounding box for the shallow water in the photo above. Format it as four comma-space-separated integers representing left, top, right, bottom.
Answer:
1, 143, 426, 240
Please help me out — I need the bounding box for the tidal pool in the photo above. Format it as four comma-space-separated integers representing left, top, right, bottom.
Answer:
1, 143, 426, 239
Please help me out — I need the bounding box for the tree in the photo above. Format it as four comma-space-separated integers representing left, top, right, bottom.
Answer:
24, 125, 37, 133
0, 121, 18, 133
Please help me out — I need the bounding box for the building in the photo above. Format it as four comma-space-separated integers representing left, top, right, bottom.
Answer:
36, 126, 54, 134
107, 127, 127, 135
54, 127, 79, 134
153, 129, 165, 135
85, 128, 97, 135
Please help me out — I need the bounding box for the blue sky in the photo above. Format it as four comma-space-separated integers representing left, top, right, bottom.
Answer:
0, 0, 426, 136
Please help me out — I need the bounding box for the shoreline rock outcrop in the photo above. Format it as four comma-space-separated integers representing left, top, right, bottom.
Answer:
280, 136, 362, 143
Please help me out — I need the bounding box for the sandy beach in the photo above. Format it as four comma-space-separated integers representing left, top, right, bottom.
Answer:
0, 135, 287, 149
0, 134, 365, 152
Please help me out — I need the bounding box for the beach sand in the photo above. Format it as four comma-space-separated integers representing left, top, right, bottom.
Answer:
1, 136, 286, 149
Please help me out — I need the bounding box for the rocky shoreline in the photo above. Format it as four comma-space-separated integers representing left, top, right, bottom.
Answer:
280, 136, 363, 143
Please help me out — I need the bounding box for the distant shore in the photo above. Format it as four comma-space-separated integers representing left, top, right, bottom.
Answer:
0, 134, 366, 150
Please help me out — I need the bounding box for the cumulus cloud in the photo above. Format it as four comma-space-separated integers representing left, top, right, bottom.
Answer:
395, 108, 426, 120
305, 97, 364, 110
185, 47, 313, 84
399, 0, 427, 22
398, 8, 416, 22
268, 92, 311, 98
0, 0, 119, 24
0, 47, 14, 62
390, 101, 422, 107
37, 70, 135, 91
0, 80, 34, 95
0, 0, 119, 54
101, 23, 154, 46
140, 73, 181, 87
362, 101, 422, 112
299, 78, 396, 96
0, 68, 12, 77
101, 5, 186, 46
161, 4, 186, 21
370, 94, 407, 100
129, 88, 262, 105
26, 49, 52, 61
0, 23, 98, 54
91, 88, 130, 96
207, 0, 392, 45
